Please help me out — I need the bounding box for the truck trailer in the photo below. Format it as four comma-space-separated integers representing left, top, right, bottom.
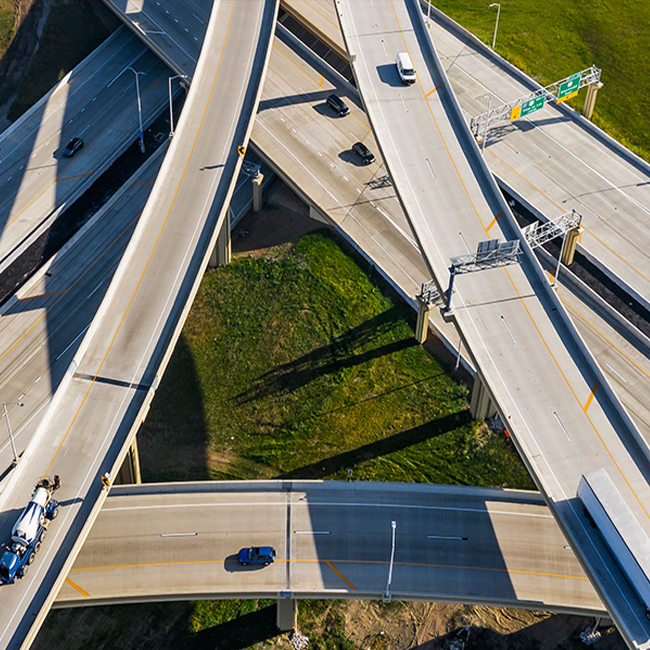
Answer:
0, 476, 60, 584
578, 469, 650, 620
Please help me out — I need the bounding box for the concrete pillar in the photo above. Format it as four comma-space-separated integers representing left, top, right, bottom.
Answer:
209, 210, 231, 268
252, 173, 264, 213
470, 373, 497, 420
414, 297, 431, 344
561, 228, 580, 266
583, 82, 603, 120
115, 437, 142, 485
276, 598, 297, 632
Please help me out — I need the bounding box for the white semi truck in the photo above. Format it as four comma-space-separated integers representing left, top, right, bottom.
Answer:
0, 476, 60, 584
578, 469, 650, 620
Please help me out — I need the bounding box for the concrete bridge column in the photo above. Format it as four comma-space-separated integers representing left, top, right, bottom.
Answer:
470, 373, 497, 420
561, 228, 580, 267
209, 209, 232, 268
115, 437, 142, 485
276, 597, 297, 631
253, 173, 264, 212
414, 297, 431, 344
583, 82, 603, 120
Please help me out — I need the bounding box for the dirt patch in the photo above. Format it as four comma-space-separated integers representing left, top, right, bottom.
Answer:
232, 178, 331, 259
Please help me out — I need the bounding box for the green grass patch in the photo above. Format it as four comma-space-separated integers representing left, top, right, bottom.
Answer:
142, 230, 534, 491
0, 0, 16, 62
8, 0, 113, 120
430, 0, 650, 161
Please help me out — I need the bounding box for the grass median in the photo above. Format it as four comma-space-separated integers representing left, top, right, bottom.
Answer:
139, 230, 534, 490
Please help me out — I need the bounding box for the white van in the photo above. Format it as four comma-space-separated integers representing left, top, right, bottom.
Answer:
396, 52, 416, 85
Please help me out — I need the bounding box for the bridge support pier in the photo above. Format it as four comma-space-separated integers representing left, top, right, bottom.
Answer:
414, 297, 431, 344
561, 227, 580, 267
470, 373, 497, 420
115, 437, 142, 485
209, 209, 232, 268
583, 82, 603, 120
253, 172, 264, 213
276, 597, 297, 632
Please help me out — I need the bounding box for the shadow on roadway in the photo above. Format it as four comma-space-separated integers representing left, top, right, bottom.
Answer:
277, 409, 470, 479
258, 89, 329, 112
376, 63, 403, 87
339, 148, 370, 167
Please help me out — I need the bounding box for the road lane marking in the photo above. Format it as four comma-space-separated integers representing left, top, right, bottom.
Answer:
0, 213, 140, 364
294, 530, 330, 535
485, 211, 502, 233
325, 561, 356, 590
424, 84, 442, 98
18, 290, 68, 301
605, 363, 627, 384
553, 411, 570, 441
65, 577, 90, 597
583, 381, 599, 413
41, 0, 239, 479
161, 532, 197, 537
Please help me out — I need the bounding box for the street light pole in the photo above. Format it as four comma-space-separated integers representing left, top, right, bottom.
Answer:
385, 520, 397, 600
3, 402, 24, 467
128, 67, 146, 153
168, 74, 188, 138
489, 3, 501, 50
426, 0, 432, 26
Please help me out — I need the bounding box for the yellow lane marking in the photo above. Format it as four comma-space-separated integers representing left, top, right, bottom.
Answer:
424, 84, 442, 98
302, 0, 340, 29
381, 0, 650, 522
580, 225, 650, 285
319, 72, 325, 87
560, 297, 650, 382
487, 149, 650, 286
487, 148, 563, 211
41, 0, 238, 479
272, 43, 321, 87
584, 381, 599, 413
18, 290, 68, 301
325, 560, 356, 590
65, 577, 90, 597
133, 181, 155, 187
485, 211, 502, 233
56, 172, 94, 182
549, 268, 555, 284
0, 213, 140, 364
3, 73, 167, 232
503, 265, 650, 520
389, 0, 487, 232
71, 557, 586, 583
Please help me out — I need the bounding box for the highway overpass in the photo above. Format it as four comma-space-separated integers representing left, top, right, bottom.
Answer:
0, 0, 647, 645
335, 0, 650, 646
0, 2, 278, 648
0, 28, 172, 278
52, 481, 605, 618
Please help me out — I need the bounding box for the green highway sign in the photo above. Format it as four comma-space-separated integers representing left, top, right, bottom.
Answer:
558, 72, 582, 102
510, 94, 546, 121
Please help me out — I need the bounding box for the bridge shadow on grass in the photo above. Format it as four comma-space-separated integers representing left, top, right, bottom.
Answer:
234, 307, 415, 404
186, 604, 279, 650
277, 410, 471, 479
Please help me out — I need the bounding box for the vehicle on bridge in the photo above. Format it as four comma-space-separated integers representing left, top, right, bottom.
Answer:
238, 546, 276, 566
578, 470, 650, 620
0, 476, 61, 584
396, 52, 415, 85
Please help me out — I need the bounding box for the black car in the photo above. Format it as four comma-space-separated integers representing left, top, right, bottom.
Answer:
326, 94, 349, 117
352, 141, 375, 164
62, 137, 84, 157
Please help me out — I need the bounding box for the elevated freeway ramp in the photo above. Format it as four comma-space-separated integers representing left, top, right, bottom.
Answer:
0, 2, 278, 648
54, 481, 604, 616
335, 0, 650, 646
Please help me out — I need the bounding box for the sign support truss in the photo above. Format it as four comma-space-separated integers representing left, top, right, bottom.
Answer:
470, 66, 601, 137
